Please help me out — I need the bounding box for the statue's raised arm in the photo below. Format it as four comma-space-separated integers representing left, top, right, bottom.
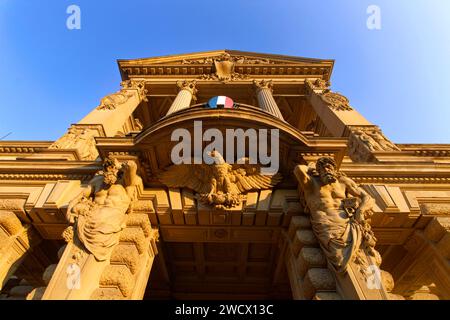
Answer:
293, 156, 381, 273
293, 163, 313, 191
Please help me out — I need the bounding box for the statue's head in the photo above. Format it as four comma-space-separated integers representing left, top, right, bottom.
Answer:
102, 157, 122, 185
316, 157, 338, 184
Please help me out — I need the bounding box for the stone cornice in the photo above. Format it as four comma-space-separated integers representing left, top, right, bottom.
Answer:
0, 161, 101, 182
118, 50, 334, 81
120, 64, 331, 80
341, 163, 450, 184
0, 142, 52, 154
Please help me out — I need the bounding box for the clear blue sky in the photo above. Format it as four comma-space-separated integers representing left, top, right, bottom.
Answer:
1, 0, 449, 143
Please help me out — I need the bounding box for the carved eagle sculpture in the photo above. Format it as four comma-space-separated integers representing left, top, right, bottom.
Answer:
158, 150, 282, 208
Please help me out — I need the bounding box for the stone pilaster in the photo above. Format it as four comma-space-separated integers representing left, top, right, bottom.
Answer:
305, 79, 372, 137
253, 80, 284, 120
166, 80, 198, 116
78, 80, 148, 137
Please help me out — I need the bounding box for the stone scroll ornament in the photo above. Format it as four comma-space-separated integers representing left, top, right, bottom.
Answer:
294, 157, 381, 274
49, 127, 99, 161
96, 80, 148, 111
64, 158, 143, 261
159, 150, 282, 209
348, 127, 400, 162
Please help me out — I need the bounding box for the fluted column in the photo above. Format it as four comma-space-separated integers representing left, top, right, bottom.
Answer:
166, 80, 198, 116
253, 80, 284, 120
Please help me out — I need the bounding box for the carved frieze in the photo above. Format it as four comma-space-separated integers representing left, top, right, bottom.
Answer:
97, 80, 148, 111
182, 53, 275, 65
348, 126, 400, 162
194, 53, 250, 82
49, 126, 99, 161
306, 79, 330, 91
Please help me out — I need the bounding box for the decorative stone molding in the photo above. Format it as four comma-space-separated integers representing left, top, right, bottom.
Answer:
66, 158, 143, 261
305, 79, 330, 92
352, 176, 450, 184
420, 203, 450, 216
177, 80, 198, 100
197, 54, 250, 82
253, 79, 273, 92
0, 174, 93, 181
305, 79, 352, 111
0, 199, 26, 215
182, 53, 275, 65
321, 92, 353, 111
49, 126, 99, 161
348, 126, 400, 162
97, 80, 148, 111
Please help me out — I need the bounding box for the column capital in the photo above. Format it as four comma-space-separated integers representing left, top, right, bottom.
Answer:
120, 80, 148, 101
253, 79, 273, 93
305, 78, 330, 93
177, 80, 198, 100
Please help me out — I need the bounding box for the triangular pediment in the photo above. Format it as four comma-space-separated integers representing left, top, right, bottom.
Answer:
118, 50, 334, 80
118, 49, 333, 66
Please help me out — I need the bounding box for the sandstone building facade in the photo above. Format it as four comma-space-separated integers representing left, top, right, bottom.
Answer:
0, 50, 449, 300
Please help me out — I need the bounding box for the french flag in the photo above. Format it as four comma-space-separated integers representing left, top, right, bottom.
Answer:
207, 96, 234, 109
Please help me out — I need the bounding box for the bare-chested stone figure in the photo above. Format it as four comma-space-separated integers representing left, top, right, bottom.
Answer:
67, 157, 142, 261
294, 157, 380, 273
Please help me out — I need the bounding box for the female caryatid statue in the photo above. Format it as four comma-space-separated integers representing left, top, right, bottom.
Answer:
67, 158, 142, 261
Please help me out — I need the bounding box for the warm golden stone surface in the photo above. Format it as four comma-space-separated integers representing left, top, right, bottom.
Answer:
0, 50, 449, 300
